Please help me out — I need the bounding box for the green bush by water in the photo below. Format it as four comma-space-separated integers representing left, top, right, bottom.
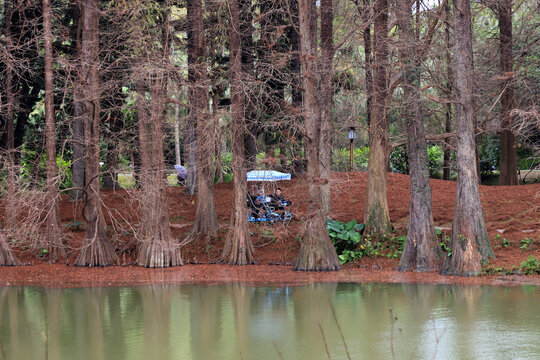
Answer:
326, 218, 406, 264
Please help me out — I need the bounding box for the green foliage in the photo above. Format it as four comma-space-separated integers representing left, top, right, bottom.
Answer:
520, 256, 540, 275
327, 218, 367, 265
436, 228, 452, 256
19, 146, 72, 189
389, 147, 408, 174
519, 238, 534, 250
217, 152, 234, 183
331, 146, 369, 171
483, 265, 504, 275
65, 220, 84, 232
327, 219, 406, 264
477, 135, 499, 176
427, 145, 444, 178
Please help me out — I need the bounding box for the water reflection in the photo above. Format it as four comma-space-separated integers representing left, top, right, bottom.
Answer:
0, 283, 539, 359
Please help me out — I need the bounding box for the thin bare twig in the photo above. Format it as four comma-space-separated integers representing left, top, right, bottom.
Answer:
329, 300, 351, 360
318, 322, 332, 360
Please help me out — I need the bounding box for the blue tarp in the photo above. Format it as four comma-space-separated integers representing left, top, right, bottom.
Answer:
247, 170, 291, 181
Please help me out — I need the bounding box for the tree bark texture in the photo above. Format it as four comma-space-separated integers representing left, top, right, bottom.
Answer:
497, 0, 517, 186
74, 0, 118, 267
186, 0, 219, 244
441, 0, 493, 276
396, 0, 440, 272
43, 0, 64, 259
293, 0, 339, 272
0, 228, 19, 266
221, 0, 254, 265
3, 1, 17, 230
364, 0, 391, 235
135, 79, 182, 268
361, 0, 373, 127
442, 0, 453, 181
185, 0, 200, 195
319, 0, 334, 216
71, 3, 85, 200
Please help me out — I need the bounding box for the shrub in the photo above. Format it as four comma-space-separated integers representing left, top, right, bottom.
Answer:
520, 256, 540, 275
331, 146, 369, 171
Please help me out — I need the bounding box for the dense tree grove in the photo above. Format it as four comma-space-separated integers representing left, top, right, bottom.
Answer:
0, 0, 538, 273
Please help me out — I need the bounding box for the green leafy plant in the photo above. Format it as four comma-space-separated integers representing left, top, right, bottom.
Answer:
483, 265, 504, 275
519, 238, 533, 250
65, 220, 84, 231
327, 218, 368, 265
436, 230, 452, 257
520, 256, 540, 275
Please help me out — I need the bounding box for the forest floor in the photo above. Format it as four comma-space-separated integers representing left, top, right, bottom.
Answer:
1, 172, 540, 287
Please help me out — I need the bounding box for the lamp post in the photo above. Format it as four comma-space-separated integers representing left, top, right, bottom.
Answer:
348, 126, 356, 171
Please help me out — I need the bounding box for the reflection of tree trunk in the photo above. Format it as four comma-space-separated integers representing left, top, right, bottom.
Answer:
319, 0, 334, 215
364, 0, 391, 235
442, 0, 493, 276
291, 283, 337, 359
221, 0, 254, 265
141, 286, 173, 359
46, 289, 63, 360
186, 0, 219, 245
396, 0, 439, 272
229, 284, 252, 359
74, 0, 118, 267
86, 288, 106, 360
188, 285, 223, 360
497, 0, 517, 186
293, 0, 339, 271
43, 0, 64, 259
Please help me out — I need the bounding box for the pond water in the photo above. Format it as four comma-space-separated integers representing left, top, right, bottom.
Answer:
1, 283, 539, 360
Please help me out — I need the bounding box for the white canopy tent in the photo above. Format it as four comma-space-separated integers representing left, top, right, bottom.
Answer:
246, 170, 291, 182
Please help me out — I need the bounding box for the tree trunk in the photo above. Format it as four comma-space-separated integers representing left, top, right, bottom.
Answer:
441, 0, 493, 276
135, 79, 183, 268
135, 2, 182, 267
174, 103, 181, 165
71, 3, 85, 200
0, 228, 19, 266
240, 0, 258, 171
293, 0, 339, 272
364, 0, 391, 235
74, 0, 118, 267
443, 0, 452, 181
185, 0, 219, 245
102, 115, 120, 190
396, 0, 440, 272
319, 0, 334, 216
497, 0, 517, 186
43, 0, 64, 259
185, 0, 201, 195
221, 0, 254, 265
3, 0, 17, 231
361, 0, 373, 128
